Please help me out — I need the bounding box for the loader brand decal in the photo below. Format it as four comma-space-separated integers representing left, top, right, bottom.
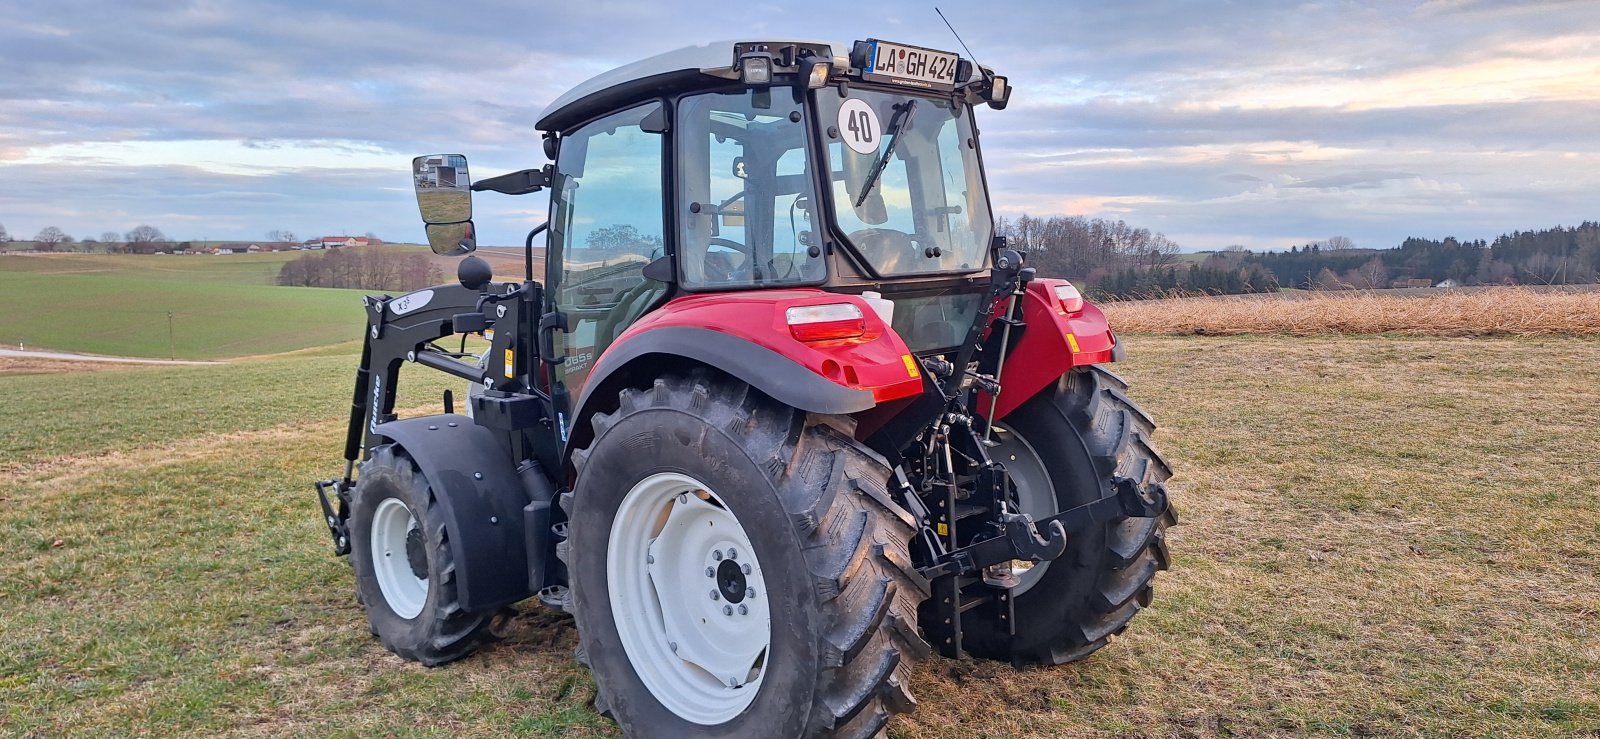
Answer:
369, 375, 383, 433
901, 353, 921, 379
388, 289, 434, 316
503, 349, 515, 379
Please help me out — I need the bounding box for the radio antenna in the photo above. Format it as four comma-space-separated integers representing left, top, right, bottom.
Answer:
935, 7, 992, 82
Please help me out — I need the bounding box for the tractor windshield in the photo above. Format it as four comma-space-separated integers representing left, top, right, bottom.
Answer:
818, 89, 993, 276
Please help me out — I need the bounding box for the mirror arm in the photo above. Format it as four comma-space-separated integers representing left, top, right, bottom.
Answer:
473, 165, 553, 196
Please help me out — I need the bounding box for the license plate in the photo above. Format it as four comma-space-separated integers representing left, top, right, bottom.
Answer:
864, 40, 959, 90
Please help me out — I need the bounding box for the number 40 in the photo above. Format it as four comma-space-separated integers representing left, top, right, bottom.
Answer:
848, 110, 874, 144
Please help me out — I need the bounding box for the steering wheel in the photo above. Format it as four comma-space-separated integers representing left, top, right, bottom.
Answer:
703, 237, 750, 283
847, 228, 919, 273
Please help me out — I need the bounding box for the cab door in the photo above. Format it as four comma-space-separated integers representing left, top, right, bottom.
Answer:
545, 102, 668, 416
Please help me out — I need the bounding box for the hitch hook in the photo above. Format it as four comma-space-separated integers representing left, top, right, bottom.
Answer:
1002, 511, 1067, 562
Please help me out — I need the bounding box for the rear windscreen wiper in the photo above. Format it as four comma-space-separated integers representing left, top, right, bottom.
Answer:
854, 99, 917, 208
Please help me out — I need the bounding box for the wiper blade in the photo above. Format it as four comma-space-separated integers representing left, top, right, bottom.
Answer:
854, 99, 917, 208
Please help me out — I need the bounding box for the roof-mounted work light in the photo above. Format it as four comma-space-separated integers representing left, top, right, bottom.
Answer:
805, 58, 831, 89
739, 52, 773, 84
986, 75, 1011, 110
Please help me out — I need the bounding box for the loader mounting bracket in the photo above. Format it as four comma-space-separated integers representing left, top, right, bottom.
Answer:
314, 478, 352, 556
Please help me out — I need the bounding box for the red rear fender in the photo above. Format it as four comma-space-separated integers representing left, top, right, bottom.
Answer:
609, 289, 926, 405
988, 278, 1118, 420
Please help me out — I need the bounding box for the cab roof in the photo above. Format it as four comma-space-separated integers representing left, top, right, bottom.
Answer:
535, 39, 845, 132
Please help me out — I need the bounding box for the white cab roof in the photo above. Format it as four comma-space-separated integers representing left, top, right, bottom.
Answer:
537, 39, 846, 130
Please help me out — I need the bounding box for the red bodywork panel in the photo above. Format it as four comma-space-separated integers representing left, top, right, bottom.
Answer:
987, 278, 1117, 420
610, 289, 925, 404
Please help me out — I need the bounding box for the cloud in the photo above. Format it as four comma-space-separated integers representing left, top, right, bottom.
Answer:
0, 0, 1597, 250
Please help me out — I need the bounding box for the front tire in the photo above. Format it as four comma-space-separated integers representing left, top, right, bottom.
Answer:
952, 365, 1176, 665
349, 445, 504, 666
562, 373, 930, 737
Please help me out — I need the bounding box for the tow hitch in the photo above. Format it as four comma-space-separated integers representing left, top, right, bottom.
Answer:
920, 474, 1170, 657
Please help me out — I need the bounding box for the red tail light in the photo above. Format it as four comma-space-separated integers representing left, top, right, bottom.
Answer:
1054, 283, 1084, 314
786, 303, 866, 342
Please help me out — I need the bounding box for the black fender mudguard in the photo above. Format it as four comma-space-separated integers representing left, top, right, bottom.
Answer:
373, 414, 532, 611
564, 326, 876, 460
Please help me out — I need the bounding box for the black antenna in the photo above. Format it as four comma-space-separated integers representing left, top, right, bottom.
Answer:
935, 7, 992, 81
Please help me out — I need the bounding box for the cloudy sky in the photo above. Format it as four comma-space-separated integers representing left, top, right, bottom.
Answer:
2, 0, 1596, 251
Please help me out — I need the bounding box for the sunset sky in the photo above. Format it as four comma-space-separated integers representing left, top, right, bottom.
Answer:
1, 0, 1596, 250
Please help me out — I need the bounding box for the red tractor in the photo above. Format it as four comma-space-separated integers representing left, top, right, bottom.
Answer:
316, 38, 1174, 737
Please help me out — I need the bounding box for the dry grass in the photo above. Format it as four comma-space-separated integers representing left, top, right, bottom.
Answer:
4, 336, 1599, 736
0, 357, 154, 375
1102, 286, 1600, 337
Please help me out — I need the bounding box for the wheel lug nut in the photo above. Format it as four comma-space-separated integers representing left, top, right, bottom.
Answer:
710, 589, 720, 601
737, 604, 748, 615
723, 605, 733, 616
706, 566, 715, 577
747, 587, 757, 598
727, 547, 737, 560
712, 550, 723, 561
741, 564, 751, 575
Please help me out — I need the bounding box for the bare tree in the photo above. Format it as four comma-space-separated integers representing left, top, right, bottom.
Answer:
0, 222, 7, 242
126, 224, 167, 243
34, 226, 69, 251
1343, 256, 1388, 289
100, 231, 121, 244
1325, 235, 1356, 251
266, 229, 297, 244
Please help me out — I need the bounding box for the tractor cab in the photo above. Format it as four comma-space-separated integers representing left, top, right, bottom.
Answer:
414, 39, 1013, 396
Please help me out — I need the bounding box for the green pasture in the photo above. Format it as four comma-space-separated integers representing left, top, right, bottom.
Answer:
0, 253, 375, 359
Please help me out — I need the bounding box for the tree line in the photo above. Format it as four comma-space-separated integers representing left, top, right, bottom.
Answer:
994, 214, 1276, 298
997, 214, 1600, 297
276, 247, 443, 291
0, 223, 175, 252
1244, 222, 1600, 289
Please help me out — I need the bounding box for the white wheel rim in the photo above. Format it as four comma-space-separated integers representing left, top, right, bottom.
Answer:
608, 472, 771, 724
993, 424, 1058, 596
371, 497, 429, 619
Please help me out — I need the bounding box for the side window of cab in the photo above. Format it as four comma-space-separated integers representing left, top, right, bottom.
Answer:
675, 89, 825, 290
548, 102, 666, 397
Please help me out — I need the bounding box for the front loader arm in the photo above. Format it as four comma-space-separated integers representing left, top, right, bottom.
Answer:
316, 279, 542, 555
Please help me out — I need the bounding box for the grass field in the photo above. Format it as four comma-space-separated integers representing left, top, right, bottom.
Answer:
0, 250, 527, 360
4, 334, 1597, 737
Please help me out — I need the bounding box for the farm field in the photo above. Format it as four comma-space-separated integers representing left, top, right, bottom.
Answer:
0, 250, 530, 360
3, 334, 1596, 737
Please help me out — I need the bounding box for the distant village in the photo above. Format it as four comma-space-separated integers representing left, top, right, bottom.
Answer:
116, 235, 383, 255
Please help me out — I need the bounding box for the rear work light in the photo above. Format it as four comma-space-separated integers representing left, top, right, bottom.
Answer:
1054, 283, 1085, 314
786, 303, 866, 342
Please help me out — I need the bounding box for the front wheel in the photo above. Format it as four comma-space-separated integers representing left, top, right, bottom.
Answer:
348, 445, 505, 666
561, 373, 930, 737
949, 365, 1176, 665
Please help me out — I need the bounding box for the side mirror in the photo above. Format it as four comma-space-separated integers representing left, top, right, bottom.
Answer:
426, 222, 476, 257
413, 154, 473, 226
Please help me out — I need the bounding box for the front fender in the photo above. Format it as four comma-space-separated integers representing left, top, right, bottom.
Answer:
373, 414, 532, 611
564, 289, 924, 461
989, 278, 1120, 421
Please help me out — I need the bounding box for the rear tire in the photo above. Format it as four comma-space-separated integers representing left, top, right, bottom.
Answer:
948, 365, 1176, 665
562, 372, 930, 737
349, 445, 505, 666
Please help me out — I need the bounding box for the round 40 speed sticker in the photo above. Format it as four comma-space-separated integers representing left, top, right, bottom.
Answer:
837, 99, 881, 155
